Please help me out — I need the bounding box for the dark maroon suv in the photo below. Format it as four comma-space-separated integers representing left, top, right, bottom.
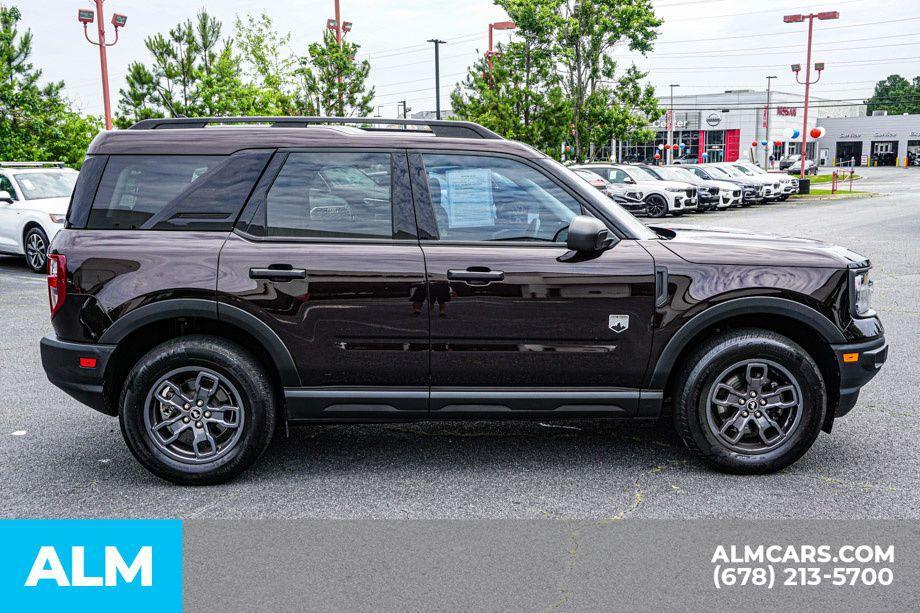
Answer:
40, 117, 887, 484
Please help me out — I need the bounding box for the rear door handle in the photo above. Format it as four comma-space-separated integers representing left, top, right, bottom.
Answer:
249, 266, 306, 281
447, 268, 504, 285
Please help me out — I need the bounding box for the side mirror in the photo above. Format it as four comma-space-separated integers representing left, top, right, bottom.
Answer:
566, 215, 615, 253
623, 176, 635, 184
0, 190, 12, 203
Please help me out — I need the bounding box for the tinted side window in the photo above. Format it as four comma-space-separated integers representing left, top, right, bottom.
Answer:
258, 152, 393, 239
607, 169, 628, 183
420, 154, 582, 242
0, 175, 16, 200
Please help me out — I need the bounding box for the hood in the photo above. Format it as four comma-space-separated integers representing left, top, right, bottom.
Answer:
654, 179, 695, 190
708, 180, 741, 191
19, 196, 71, 215
651, 225, 869, 268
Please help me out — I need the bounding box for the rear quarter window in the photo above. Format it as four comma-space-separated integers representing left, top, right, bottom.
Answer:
85, 152, 271, 231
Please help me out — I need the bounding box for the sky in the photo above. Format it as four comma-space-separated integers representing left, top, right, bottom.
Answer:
18, 0, 920, 119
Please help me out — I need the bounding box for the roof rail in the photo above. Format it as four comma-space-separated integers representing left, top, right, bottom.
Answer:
0, 161, 66, 168
128, 116, 503, 140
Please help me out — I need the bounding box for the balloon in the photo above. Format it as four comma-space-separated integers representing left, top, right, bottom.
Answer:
679, 142, 686, 149
774, 140, 783, 147
672, 144, 679, 151
782, 127, 795, 139
791, 129, 800, 139
657, 144, 665, 150
654, 153, 661, 160
701, 152, 709, 158
760, 140, 768, 146
810, 126, 826, 139
751, 141, 759, 147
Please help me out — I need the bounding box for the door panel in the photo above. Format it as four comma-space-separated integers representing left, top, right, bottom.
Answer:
219, 149, 429, 418
421, 241, 655, 393
408, 150, 657, 412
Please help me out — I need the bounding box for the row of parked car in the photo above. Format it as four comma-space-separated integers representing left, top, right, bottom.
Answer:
571, 161, 800, 217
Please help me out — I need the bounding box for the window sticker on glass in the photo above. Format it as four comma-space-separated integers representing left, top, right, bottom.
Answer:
444, 168, 494, 228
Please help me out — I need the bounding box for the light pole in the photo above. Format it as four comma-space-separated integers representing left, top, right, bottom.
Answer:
428, 39, 446, 120
326, 0, 353, 114
486, 21, 516, 72
784, 10, 838, 179
77, 3, 127, 130
764, 75, 777, 168
667, 84, 679, 165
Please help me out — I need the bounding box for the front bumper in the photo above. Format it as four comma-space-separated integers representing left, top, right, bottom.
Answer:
40, 334, 116, 416
831, 335, 888, 417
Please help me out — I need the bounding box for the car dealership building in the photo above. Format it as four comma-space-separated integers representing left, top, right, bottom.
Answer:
627, 89, 865, 166
815, 112, 920, 167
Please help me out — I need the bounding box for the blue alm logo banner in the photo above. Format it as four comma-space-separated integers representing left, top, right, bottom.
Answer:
0, 519, 182, 612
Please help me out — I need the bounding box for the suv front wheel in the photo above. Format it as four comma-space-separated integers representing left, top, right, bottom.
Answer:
119, 336, 276, 485
673, 328, 825, 474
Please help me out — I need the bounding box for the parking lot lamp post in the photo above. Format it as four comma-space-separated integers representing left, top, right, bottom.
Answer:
667, 84, 679, 164
428, 39, 446, 120
77, 2, 127, 130
764, 75, 776, 168
784, 11, 838, 179
486, 21, 516, 73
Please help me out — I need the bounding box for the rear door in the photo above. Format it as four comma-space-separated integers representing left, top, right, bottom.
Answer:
409, 151, 656, 417
219, 149, 429, 418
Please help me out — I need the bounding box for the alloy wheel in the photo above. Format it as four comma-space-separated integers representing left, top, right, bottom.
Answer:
646, 196, 666, 217
143, 367, 246, 464
26, 231, 46, 271
705, 359, 803, 454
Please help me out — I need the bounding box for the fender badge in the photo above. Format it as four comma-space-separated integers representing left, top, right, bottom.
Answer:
608, 315, 629, 333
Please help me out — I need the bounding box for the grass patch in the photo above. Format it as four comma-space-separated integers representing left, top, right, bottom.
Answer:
789, 188, 869, 197
806, 173, 861, 184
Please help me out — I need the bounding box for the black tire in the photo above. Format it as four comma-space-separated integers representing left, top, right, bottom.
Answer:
672, 328, 826, 474
23, 226, 49, 274
119, 335, 277, 485
645, 195, 668, 218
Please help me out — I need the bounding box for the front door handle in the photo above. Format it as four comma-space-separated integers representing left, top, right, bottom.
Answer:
249, 266, 307, 281
447, 268, 505, 285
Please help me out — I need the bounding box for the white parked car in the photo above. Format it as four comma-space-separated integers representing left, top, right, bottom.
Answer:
0, 162, 78, 273
732, 162, 799, 200
573, 164, 697, 218
713, 162, 782, 201
651, 165, 739, 211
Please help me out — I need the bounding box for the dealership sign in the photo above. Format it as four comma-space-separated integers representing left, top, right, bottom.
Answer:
874, 132, 897, 138
706, 113, 721, 127
776, 106, 798, 116
839, 133, 862, 138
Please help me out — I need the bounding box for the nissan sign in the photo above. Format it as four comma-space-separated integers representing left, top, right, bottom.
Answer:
706, 113, 721, 127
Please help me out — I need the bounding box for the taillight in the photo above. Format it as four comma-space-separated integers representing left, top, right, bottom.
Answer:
47, 254, 67, 318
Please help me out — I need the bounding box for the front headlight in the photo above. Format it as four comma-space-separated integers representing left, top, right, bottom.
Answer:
666, 186, 684, 192
49, 214, 66, 224
851, 269, 873, 316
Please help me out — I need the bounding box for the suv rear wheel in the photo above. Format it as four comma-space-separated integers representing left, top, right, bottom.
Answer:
673, 328, 825, 474
119, 336, 276, 485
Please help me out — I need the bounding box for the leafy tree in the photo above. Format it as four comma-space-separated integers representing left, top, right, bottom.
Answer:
234, 13, 300, 114
297, 30, 374, 117
0, 5, 100, 167
867, 74, 920, 115
452, 0, 662, 161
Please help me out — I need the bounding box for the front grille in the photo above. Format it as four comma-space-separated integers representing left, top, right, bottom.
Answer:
686, 188, 695, 197
732, 190, 741, 197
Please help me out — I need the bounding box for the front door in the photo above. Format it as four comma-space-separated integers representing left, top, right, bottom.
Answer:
0, 174, 20, 251
219, 149, 429, 418
409, 152, 656, 417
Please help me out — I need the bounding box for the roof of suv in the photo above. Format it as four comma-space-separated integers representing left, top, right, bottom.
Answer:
87, 118, 546, 159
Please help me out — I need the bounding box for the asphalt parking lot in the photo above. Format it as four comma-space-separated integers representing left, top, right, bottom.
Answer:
1, 168, 918, 519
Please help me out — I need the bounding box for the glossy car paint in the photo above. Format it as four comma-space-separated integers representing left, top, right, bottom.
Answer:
45, 125, 885, 424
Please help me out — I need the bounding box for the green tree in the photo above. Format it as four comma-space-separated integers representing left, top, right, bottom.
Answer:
0, 5, 100, 167
452, 0, 662, 161
867, 74, 920, 115
297, 30, 374, 117
234, 12, 300, 114
117, 10, 265, 125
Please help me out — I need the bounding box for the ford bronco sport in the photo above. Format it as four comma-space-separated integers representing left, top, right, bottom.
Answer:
40, 117, 887, 484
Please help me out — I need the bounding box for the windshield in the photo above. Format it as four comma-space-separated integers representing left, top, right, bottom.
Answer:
640, 166, 664, 180
741, 164, 767, 175
552, 163, 657, 240
717, 165, 746, 178
707, 166, 733, 178
731, 165, 756, 176
623, 166, 659, 182
14, 171, 78, 200
661, 167, 696, 182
